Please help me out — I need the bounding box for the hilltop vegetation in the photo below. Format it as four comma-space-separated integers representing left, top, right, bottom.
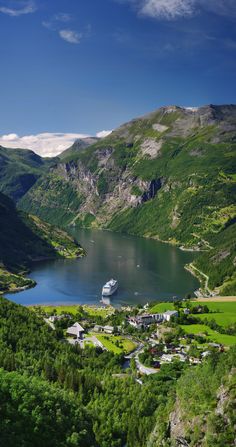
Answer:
19, 105, 236, 294
194, 222, 236, 295
0, 296, 235, 447
150, 346, 236, 447
0, 192, 84, 292
0, 145, 55, 202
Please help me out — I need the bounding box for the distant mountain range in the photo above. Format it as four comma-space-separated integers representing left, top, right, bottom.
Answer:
1, 104, 236, 294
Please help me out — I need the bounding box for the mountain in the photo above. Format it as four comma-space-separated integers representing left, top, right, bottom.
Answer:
0, 192, 84, 292
19, 105, 236, 294
0, 145, 56, 202
59, 137, 99, 161
149, 346, 236, 447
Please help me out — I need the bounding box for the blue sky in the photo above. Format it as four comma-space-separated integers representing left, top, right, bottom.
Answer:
0, 0, 236, 155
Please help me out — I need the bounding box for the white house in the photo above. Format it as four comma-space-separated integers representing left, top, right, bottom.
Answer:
66, 322, 84, 339
163, 310, 178, 322
103, 325, 114, 334
129, 313, 163, 328
93, 325, 114, 334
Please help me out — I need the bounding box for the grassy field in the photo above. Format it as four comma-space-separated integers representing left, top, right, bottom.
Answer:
150, 300, 236, 346
180, 324, 236, 346
196, 301, 236, 327
149, 302, 175, 313
95, 334, 137, 355
32, 304, 114, 318
150, 301, 236, 327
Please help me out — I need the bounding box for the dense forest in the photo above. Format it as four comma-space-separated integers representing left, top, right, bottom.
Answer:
0, 192, 84, 292
0, 296, 235, 446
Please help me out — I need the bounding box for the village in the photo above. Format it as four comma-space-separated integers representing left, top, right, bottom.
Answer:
36, 299, 231, 377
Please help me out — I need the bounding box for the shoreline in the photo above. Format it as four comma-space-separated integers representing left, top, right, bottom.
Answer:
1, 251, 85, 295
26, 296, 236, 311
185, 262, 211, 297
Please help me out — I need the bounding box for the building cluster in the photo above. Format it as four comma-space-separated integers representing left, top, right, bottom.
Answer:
49, 314, 72, 323
66, 322, 84, 339
93, 325, 115, 334
128, 310, 178, 328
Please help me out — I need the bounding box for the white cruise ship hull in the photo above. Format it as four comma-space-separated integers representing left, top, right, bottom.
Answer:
102, 281, 118, 296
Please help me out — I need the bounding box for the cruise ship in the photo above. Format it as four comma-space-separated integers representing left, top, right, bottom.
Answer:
102, 279, 118, 296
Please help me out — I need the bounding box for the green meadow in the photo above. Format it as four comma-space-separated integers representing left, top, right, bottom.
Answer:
32, 304, 114, 318
150, 300, 236, 346
196, 301, 236, 327
150, 301, 236, 328
180, 324, 236, 346
95, 334, 137, 355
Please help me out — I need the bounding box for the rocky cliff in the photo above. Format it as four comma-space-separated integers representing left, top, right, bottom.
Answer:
19, 105, 236, 293
148, 349, 236, 447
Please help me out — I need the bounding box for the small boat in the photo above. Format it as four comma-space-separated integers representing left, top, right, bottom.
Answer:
102, 279, 118, 296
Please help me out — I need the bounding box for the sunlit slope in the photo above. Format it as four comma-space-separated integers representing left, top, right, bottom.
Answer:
19, 105, 236, 293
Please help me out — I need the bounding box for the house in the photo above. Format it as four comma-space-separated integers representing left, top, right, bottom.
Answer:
66, 322, 84, 339
93, 325, 103, 333
160, 354, 173, 363
189, 357, 201, 364
163, 310, 178, 322
49, 314, 71, 323
103, 325, 114, 334
93, 325, 114, 334
175, 353, 187, 362
128, 313, 163, 328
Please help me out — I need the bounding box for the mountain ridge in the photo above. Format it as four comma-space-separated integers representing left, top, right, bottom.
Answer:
4, 103, 236, 295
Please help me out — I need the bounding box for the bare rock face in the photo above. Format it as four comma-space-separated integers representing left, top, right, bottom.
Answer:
97, 147, 114, 167
140, 139, 163, 158
152, 123, 169, 133
169, 400, 186, 441
54, 161, 98, 197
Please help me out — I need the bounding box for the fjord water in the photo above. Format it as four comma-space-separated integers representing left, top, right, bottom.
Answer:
8, 229, 199, 307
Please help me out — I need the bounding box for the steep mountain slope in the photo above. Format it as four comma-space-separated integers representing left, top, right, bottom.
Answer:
0, 192, 84, 292
19, 105, 236, 293
0, 145, 56, 202
148, 347, 236, 447
59, 137, 99, 161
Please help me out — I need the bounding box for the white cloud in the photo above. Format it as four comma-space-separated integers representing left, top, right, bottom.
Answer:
59, 29, 82, 44
96, 130, 112, 138
119, 0, 236, 20
0, 131, 111, 157
1, 133, 19, 141
0, 133, 90, 157
0, 0, 36, 16
139, 0, 195, 19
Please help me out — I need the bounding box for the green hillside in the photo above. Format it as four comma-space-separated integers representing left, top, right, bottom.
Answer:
0, 296, 235, 447
0, 192, 84, 292
150, 346, 236, 447
0, 145, 55, 202
19, 105, 236, 294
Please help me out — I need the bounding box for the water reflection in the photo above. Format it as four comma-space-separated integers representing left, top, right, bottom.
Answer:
7, 228, 199, 306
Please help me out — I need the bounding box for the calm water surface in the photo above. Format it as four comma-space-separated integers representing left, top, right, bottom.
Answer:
7, 229, 199, 307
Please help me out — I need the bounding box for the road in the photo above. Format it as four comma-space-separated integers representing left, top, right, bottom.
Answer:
125, 342, 159, 375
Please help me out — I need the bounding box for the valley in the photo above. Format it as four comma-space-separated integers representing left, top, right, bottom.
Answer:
14, 105, 236, 295
0, 105, 235, 447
